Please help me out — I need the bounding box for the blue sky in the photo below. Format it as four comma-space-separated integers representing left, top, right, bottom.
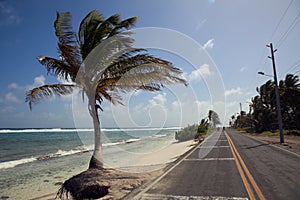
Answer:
0, 0, 299, 128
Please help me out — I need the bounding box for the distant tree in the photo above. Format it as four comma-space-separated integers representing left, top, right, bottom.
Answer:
279, 74, 300, 130
249, 74, 300, 133
197, 118, 208, 137
208, 110, 221, 127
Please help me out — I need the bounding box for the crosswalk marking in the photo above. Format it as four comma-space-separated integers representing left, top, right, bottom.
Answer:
198, 146, 230, 149
184, 158, 235, 161
140, 193, 249, 200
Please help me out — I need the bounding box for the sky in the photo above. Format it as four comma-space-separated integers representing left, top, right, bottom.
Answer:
0, 0, 299, 128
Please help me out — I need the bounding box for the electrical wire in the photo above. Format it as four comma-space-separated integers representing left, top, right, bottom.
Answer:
277, 11, 300, 48
269, 0, 295, 43
248, 0, 299, 90
246, 0, 295, 91
293, 68, 300, 75
279, 60, 300, 78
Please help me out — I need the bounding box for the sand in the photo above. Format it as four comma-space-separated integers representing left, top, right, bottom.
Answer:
32, 139, 196, 200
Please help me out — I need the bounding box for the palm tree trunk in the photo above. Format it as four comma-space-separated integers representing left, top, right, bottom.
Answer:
88, 101, 103, 170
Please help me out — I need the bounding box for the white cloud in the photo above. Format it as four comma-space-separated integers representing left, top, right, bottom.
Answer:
189, 64, 212, 82
195, 19, 207, 31
33, 75, 45, 86
149, 93, 167, 106
0, 1, 21, 26
240, 66, 247, 72
26, 75, 46, 90
225, 87, 242, 97
5, 92, 21, 103
0, 106, 16, 114
8, 83, 18, 89
203, 39, 214, 50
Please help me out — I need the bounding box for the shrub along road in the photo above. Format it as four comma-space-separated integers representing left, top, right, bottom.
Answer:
132, 129, 300, 200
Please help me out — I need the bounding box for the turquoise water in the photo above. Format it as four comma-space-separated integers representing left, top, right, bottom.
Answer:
0, 127, 180, 199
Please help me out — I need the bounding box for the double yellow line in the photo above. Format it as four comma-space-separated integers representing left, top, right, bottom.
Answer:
225, 131, 266, 200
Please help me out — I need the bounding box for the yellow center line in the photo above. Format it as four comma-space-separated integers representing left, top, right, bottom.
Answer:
225, 131, 266, 200
225, 131, 256, 200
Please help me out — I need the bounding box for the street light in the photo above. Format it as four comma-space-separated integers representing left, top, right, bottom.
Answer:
258, 71, 273, 78
258, 71, 285, 144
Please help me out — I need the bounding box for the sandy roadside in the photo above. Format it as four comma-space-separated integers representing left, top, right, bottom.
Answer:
32, 140, 197, 200
240, 131, 300, 155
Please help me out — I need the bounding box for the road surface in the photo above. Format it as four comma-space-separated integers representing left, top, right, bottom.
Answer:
132, 129, 300, 200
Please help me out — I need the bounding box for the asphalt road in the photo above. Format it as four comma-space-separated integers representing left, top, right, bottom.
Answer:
132, 129, 300, 200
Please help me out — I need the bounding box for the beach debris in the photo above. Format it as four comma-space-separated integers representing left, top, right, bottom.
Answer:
55, 182, 63, 186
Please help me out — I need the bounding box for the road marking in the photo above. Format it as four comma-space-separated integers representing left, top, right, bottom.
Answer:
206, 139, 228, 142
184, 158, 234, 161
225, 131, 266, 200
132, 132, 219, 199
198, 146, 230, 148
225, 132, 256, 200
141, 193, 249, 200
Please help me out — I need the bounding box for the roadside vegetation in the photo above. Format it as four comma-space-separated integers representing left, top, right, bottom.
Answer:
230, 74, 300, 136
175, 110, 221, 142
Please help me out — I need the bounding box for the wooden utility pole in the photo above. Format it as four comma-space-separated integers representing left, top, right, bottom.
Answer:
240, 102, 243, 115
267, 43, 284, 144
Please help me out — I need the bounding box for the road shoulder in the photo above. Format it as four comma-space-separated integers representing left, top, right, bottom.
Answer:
238, 130, 300, 156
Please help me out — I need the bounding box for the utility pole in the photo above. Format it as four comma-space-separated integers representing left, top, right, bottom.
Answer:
239, 102, 243, 128
267, 43, 284, 144
240, 102, 243, 115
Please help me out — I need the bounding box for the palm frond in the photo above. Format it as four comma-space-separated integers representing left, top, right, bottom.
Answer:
108, 16, 138, 37
102, 54, 188, 87
95, 88, 123, 107
80, 13, 120, 59
78, 10, 103, 51
54, 12, 77, 46
88, 14, 121, 47
80, 13, 137, 60
54, 12, 81, 69
26, 84, 75, 110
37, 56, 78, 81
80, 35, 136, 78
57, 43, 81, 72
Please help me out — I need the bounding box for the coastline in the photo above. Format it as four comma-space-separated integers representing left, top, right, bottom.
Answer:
31, 139, 197, 200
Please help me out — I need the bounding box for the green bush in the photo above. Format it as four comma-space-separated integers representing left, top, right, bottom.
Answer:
196, 124, 208, 138
175, 124, 198, 142
175, 123, 208, 142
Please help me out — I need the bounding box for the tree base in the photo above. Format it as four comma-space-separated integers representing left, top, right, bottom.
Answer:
89, 155, 104, 169
56, 169, 110, 200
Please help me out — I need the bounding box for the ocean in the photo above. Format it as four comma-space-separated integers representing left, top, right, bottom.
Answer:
0, 127, 180, 199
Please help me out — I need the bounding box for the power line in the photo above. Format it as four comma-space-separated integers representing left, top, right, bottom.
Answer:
277, 11, 300, 47
269, 0, 295, 42
247, 1, 299, 95
247, 1, 295, 91
293, 68, 300, 75
279, 60, 300, 78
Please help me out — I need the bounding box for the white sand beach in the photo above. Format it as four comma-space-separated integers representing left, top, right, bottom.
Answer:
127, 140, 195, 167
31, 139, 196, 200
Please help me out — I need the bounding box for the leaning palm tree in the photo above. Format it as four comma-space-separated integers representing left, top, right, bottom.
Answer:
26, 10, 188, 170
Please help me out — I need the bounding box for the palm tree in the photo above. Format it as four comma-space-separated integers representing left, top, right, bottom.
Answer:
26, 10, 188, 170
279, 74, 300, 130
208, 110, 221, 128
